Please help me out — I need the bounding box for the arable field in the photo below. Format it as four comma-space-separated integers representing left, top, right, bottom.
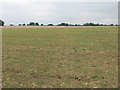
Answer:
2, 26, 118, 88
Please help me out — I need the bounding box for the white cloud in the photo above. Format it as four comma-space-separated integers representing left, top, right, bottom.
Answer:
1, 1, 56, 24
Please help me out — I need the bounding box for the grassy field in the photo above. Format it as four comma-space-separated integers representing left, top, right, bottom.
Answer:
2, 26, 118, 88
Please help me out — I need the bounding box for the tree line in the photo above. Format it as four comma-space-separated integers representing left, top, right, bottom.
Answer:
0, 19, 118, 26
16, 22, 118, 26
0, 20, 4, 26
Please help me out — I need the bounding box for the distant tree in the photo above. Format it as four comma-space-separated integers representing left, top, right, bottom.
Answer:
75, 24, 78, 26
57, 23, 68, 26
48, 24, 54, 26
10, 24, 14, 26
83, 23, 89, 26
18, 24, 21, 26
0, 20, 4, 26
104, 24, 108, 26
83, 22, 104, 26
69, 24, 73, 26
35, 22, 39, 26
110, 24, 114, 26
22, 24, 26, 26
41, 24, 44, 26
96, 23, 99, 26
29, 22, 35, 26
89, 23, 95, 26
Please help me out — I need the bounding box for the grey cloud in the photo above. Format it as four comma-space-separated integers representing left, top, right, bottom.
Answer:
1, 1, 118, 25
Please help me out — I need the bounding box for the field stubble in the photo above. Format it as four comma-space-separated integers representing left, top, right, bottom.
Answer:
2, 26, 118, 88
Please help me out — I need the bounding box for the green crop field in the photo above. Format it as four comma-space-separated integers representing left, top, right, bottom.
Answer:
2, 26, 118, 88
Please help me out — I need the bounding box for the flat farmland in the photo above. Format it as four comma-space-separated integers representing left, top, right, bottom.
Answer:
2, 26, 118, 88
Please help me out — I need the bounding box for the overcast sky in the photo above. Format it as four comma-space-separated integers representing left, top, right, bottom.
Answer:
0, 0, 118, 25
